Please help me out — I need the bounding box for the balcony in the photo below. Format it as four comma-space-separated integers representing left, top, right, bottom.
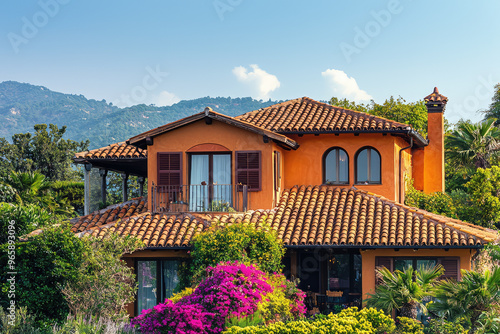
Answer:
151, 182, 248, 213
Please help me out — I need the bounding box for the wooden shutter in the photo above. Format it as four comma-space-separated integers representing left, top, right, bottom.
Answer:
375, 257, 393, 285
236, 151, 261, 191
438, 257, 460, 280
157, 152, 182, 187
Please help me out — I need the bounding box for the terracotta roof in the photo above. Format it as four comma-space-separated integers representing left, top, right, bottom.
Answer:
127, 108, 299, 150
236, 97, 412, 134
74, 142, 147, 160
73, 186, 497, 248
70, 197, 148, 233
424, 87, 448, 103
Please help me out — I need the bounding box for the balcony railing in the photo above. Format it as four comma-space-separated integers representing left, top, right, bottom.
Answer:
151, 183, 248, 213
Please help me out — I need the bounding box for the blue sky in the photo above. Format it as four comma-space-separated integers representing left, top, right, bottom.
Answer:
1, 0, 499, 123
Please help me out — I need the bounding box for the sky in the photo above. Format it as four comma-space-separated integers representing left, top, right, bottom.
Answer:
1, 0, 499, 124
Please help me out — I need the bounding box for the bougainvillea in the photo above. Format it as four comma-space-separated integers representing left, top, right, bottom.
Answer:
132, 262, 305, 334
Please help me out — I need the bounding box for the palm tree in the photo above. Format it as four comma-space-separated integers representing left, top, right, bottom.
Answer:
446, 119, 500, 170
1, 171, 51, 205
366, 265, 444, 319
429, 268, 500, 333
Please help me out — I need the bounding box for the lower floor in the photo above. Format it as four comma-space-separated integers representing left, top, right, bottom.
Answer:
123, 247, 476, 317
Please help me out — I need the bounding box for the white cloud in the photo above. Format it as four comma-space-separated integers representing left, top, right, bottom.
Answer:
153, 90, 180, 106
232, 64, 280, 100
322, 69, 373, 102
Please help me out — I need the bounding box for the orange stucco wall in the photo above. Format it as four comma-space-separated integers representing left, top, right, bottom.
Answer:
360, 248, 473, 301
423, 112, 445, 193
147, 119, 276, 211
282, 133, 404, 201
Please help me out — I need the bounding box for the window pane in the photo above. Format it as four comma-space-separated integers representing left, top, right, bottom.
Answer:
416, 259, 437, 271
325, 150, 337, 183
190, 155, 209, 211
394, 259, 412, 272
370, 149, 381, 183
339, 150, 348, 183
328, 254, 350, 290
137, 261, 157, 314
162, 260, 179, 300
357, 149, 368, 182
213, 154, 232, 208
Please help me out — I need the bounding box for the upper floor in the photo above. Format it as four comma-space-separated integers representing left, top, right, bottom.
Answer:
75, 88, 448, 214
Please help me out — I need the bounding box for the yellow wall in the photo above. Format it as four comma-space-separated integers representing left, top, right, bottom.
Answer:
360, 248, 474, 300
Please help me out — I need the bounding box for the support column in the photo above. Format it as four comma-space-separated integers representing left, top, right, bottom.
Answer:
99, 169, 108, 205
122, 173, 129, 202
138, 176, 145, 197
84, 163, 92, 215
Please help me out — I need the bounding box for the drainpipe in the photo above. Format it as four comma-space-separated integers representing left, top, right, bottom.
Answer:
398, 133, 413, 204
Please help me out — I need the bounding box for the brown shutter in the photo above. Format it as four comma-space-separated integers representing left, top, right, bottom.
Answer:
375, 257, 393, 285
236, 151, 261, 191
438, 257, 460, 280
157, 152, 182, 187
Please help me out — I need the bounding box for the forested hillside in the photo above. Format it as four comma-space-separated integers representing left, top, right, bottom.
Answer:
0, 81, 280, 148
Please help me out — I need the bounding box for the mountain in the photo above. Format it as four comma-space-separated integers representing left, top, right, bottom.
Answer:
0, 81, 281, 149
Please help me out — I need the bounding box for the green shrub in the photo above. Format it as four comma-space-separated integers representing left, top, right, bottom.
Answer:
0, 225, 87, 325
0, 202, 52, 243
476, 310, 500, 334
53, 314, 138, 334
49, 181, 84, 216
425, 318, 469, 334
181, 222, 285, 288
395, 317, 424, 334
0, 306, 43, 334
222, 307, 395, 334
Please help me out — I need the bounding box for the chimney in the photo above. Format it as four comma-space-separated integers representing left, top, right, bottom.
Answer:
423, 87, 448, 193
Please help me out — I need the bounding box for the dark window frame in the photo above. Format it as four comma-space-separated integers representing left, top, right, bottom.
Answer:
354, 146, 382, 185
188, 152, 233, 187
235, 150, 262, 192
134, 258, 183, 316
323, 147, 349, 185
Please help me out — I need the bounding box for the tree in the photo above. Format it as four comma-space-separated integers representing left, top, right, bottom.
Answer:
482, 83, 500, 126
61, 233, 143, 320
366, 265, 444, 319
329, 96, 428, 136
463, 166, 500, 227
446, 119, 500, 171
429, 268, 500, 333
180, 223, 285, 289
0, 124, 88, 181
0, 225, 87, 325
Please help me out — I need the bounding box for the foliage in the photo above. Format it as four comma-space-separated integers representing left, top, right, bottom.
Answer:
482, 83, 500, 126
222, 307, 395, 334
182, 222, 285, 288
429, 268, 500, 332
132, 262, 280, 334
52, 314, 138, 334
0, 123, 88, 181
170, 287, 194, 303
365, 265, 444, 319
476, 310, 500, 334
446, 119, 500, 171
0, 202, 52, 243
60, 234, 144, 320
405, 183, 457, 218
1, 171, 77, 218
394, 317, 424, 334
0, 306, 43, 334
49, 181, 84, 216
330, 96, 428, 136
425, 318, 469, 334
463, 167, 500, 227
0, 225, 87, 325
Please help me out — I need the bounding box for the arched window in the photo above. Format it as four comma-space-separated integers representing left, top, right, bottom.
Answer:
355, 147, 381, 184
323, 147, 349, 184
